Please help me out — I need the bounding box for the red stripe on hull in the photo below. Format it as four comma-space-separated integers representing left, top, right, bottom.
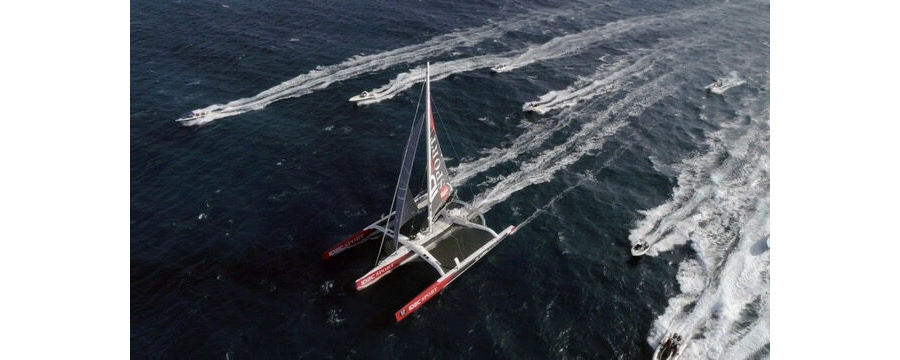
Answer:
355, 252, 414, 291
394, 273, 455, 322
322, 228, 376, 260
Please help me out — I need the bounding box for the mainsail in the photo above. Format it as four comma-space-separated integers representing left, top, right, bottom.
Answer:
424, 63, 454, 224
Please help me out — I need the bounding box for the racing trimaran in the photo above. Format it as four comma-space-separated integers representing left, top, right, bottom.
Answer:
322, 62, 516, 322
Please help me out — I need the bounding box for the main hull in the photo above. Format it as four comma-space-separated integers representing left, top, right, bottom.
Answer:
355, 217, 454, 291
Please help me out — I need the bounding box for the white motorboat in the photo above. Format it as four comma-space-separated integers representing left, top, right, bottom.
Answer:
705, 71, 745, 95
522, 94, 557, 113
491, 63, 511, 73
349, 90, 379, 102
631, 240, 650, 256
706, 79, 726, 95
652, 333, 687, 360
176, 110, 206, 122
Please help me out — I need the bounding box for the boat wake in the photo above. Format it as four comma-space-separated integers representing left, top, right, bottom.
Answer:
633, 98, 770, 359
176, 7, 575, 125
494, 2, 734, 74
522, 35, 709, 114
179, 1, 755, 124
451, 28, 723, 189
451, 114, 574, 187
351, 53, 514, 105
353, 4, 723, 106
450, 54, 672, 190
521, 56, 643, 114
469, 74, 675, 213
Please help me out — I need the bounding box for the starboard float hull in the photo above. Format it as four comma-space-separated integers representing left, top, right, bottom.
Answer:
394, 225, 514, 322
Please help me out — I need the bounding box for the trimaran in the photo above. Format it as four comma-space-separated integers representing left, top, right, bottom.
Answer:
322, 62, 516, 322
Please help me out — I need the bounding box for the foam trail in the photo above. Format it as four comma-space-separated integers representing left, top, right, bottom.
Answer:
450, 48, 673, 186
523, 57, 645, 114
524, 35, 708, 114
471, 74, 674, 213
637, 99, 770, 359
494, 2, 733, 74
628, 105, 770, 255
450, 106, 578, 187
176, 8, 576, 126
513, 139, 634, 232
352, 53, 514, 105
355, 2, 738, 108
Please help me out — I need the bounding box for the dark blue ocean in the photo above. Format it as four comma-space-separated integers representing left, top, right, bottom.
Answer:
131, 0, 770, 358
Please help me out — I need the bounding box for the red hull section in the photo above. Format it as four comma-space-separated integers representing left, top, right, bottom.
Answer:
322, 228, 376, 260
394, 273, 455, 322
355, 252, 414, 291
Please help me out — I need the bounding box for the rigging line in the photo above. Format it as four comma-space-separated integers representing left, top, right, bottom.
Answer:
375, 81, 426, 266
431, 95, 475, 202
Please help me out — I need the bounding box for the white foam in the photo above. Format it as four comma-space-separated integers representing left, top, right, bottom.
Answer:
353, 4, 722, 107
352, 52, 514, 105
522, 56, 638, 114
451, 113, 577, 186
470, 74, 674, 213
450, 47, 682, 187
524, 35, 710, 114
497, 3, 732, 73
356, 4, 724, 108
177, 8, 583, 125
637, 98, 770, 359
181, 2, 751, 125
628, 105, 769, 255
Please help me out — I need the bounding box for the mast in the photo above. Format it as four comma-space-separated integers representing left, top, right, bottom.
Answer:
425, 62, 434, 229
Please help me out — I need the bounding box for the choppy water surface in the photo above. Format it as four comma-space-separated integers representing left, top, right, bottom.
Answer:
131, 0, 769, 358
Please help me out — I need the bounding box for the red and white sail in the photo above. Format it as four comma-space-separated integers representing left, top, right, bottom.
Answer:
424, 63, 454, 225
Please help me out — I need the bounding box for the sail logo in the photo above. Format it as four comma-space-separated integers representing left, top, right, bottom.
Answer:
356, 254, 410, 289
407, 283, 441, 313
324, 228, 375, 259
428, 134, 452, 203
328, 230, 371, 257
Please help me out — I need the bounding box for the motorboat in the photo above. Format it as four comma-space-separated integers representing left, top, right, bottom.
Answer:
706, 79, 726, 94
652, 333, 687, 360
349, 90, 378, 102
631, 240, 650, 256
491, 63, 511, 73
176, 110, 206, 122
705, 72, 745, 95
